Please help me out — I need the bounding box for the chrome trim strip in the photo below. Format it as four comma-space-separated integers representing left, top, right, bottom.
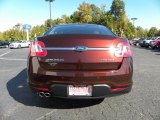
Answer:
94, 84, 111, 88
43, 47, 111, 51
43, 47, 75, 51
87, 48, 111, 50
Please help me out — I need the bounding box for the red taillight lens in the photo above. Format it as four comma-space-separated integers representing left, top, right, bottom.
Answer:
36, 87, 49, 91
29, 41, 47, 57
114, 42, 132, 58
111, 87, 126, 92
154, 40, 158, 45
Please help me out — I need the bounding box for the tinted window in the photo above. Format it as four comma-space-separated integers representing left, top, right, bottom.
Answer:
45, 24, 115, 36
151, 37, 156, 40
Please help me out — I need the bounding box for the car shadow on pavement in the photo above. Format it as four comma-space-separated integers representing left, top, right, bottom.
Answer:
6, 68, 103, 109
150, 49, 160, 52
150, 49, 160, 55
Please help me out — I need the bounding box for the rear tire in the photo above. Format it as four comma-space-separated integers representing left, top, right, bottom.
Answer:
18, 45, 21, 49
151, 46, 155, 50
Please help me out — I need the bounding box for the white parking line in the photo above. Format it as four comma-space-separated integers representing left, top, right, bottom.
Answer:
0, 51, 11, 57
0, 57, 27, 61
35, 110, 57, 120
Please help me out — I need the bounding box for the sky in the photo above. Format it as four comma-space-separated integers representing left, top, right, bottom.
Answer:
0, 0, 160, 32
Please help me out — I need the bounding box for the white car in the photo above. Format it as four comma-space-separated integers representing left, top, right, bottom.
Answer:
143, 37, 155, 48
9, 40, 31, 49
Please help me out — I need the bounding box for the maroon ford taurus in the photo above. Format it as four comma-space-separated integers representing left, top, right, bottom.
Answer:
27, 24, 133, 99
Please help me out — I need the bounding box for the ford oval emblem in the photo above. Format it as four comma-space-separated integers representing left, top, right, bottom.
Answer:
75, 46, 88, 52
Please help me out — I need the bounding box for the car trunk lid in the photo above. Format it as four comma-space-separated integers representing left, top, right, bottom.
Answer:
36, 34, 124, 71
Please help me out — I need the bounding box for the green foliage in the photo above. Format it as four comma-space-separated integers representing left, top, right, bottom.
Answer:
147, 27, 158, 37
78, 2, 93, 23
136, 26, 147, 38
30, 25, 47, 38
71, 11, 81, 23
98, 11, 114, 30
61, 15, 73, 24
109, 0, 128, 37
90, 4, 102, 23
44, 15, 73, 29
110, 0, 125, 19
2, 29, 25, 41
157, 30, 160, 36
0, 32, 3, 40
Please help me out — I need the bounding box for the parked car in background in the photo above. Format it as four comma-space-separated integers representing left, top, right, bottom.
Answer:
9, 40, 31, 49
144, 37, 155, 48
155, 40, 160, 50
129, 39, 138, 46
27, 24, 133, 99
0, 41, 3, 48
138, 38, 146, 47
0, 41, 10, 48
149, 37, 160, 49
129, 38, 145, 47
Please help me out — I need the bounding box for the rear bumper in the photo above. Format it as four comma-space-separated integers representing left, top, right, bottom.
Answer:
30, 84, 132, 99
139, 43, 145, 47
9, 45, 17, 48
28, 57, 133, 98
145, 43, 150, 47
150, 44, 155, 48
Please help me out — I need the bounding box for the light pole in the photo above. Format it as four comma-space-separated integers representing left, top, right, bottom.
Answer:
131, 18, 138, 27
45, 0, 55, 28
131, 18, 138, 38
23, 24, 31, 40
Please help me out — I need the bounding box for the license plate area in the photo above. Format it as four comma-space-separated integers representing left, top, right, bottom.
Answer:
68, 85, 92, 96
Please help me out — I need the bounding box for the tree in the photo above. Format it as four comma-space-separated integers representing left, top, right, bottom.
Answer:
30, 25, 47, 38
136, 26, 146, 38
61, 15, 73, 24
78, 2, 93, 23
2, 31, 11, 40
71, 11, 81, 23
44, 19, 55, 28
45, 0, 55, 27
0, 32, 3, 40
90, 4, 102, 23
100, 4, 106, 14
110, 0, 128, 37
98, 11, 114, 30
110, 0, 125, 19
71, 2, 105, 24
156, 30, 160, 36
147, 27, 158, 37
124, 22, 134, 39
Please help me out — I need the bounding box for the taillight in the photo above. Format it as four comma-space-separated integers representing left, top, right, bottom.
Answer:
154, 40, 158, 45
114, 42, 132, 58
111, 87, 126, 92
35, 87, 49, 91
29, 41, 47, 57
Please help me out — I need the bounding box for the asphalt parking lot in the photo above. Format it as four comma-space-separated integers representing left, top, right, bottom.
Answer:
0, 47, 160, 120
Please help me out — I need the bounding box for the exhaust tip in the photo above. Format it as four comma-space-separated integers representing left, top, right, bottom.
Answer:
38, 92, 45, 97
44, 92, 51, 98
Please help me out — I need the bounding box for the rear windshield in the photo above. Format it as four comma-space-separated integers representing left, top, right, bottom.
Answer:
45, 24, 116, 36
